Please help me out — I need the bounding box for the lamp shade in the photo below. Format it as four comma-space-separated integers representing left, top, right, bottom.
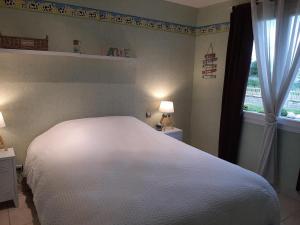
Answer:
0, 112, 6, 128
159, 101, 174, 113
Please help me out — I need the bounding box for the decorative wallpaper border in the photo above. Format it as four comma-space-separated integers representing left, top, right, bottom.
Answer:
196, 22, 230, 35
0, 0, 230, 36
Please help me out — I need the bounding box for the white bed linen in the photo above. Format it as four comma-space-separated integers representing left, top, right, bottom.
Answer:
24, 116, 280, 225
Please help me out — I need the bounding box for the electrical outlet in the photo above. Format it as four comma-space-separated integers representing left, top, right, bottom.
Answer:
146, 112, 151, 118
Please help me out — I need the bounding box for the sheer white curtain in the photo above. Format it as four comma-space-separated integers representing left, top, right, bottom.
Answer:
251, 0, 300, 184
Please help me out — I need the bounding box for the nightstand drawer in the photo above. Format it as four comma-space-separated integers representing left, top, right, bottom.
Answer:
0, 160, 10, 172
0, 170, 13, 194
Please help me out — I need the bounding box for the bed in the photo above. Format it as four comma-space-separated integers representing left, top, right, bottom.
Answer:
24, 116, 280, 225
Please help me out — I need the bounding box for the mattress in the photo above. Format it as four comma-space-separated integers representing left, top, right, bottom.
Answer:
24, 116, 280, 225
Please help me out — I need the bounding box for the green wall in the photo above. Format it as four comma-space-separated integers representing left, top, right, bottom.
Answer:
238, 122, 300, 199
0, 0, 197, 163
191, 1, 233, 155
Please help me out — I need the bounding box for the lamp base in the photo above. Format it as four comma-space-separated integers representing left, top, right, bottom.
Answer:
160, 114, 174, 131
0, 135, 7, 151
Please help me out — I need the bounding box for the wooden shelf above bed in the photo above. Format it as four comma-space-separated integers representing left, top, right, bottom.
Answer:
0, 48, 136, 63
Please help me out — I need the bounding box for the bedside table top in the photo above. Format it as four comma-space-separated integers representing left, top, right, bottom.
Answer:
162, 127, 182, 134
0, 148, 15, 159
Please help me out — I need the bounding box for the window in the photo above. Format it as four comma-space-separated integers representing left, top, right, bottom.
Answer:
244, 27, 300, 121
244, 47, 300, 121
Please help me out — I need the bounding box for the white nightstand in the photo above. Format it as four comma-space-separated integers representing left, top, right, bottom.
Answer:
162, 128, 183, 141
0, 148, 18, 207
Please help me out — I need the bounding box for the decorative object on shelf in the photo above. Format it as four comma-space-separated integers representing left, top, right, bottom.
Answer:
106, 48, 130, 57
158, 101, 174, 131
0, 112, 6, 151
202, 43, 218, 79
0, 0, 229, 36
0, 33, 48, 50
73, 40, 81, 53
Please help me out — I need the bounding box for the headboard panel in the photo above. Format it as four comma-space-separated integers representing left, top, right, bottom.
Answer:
0, 53, 136, 163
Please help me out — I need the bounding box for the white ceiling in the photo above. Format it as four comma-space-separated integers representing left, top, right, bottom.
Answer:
164, 0, 229, 8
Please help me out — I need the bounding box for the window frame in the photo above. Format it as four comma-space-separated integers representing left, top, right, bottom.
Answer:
243, 111, 300, 133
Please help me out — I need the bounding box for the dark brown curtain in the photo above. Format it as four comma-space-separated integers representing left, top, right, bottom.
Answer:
218, 3, 253, 163
297, 169, 300, 192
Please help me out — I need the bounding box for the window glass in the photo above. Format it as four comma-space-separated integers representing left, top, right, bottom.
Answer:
282, 74, 300, 120
244, 43, 300, 120
244, 43, 264, 114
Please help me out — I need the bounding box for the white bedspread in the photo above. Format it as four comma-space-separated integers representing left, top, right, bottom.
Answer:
24, 116, 280, 225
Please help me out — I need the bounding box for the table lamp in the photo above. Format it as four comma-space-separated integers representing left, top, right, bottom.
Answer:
0, 112, 6, 150
159, 101, 174, 130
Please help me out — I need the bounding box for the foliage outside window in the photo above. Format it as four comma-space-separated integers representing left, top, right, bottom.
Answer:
244, 44, 300, 120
